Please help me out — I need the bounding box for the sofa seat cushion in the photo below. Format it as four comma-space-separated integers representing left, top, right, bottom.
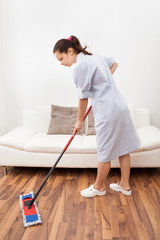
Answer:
0, 127, 35, 150
24, 133, 84, 153
82, 135, 142, 154
1, 126, 160, 155
137, 126, 160, 151
82, 126, 160, 153
81, 135, 97, 153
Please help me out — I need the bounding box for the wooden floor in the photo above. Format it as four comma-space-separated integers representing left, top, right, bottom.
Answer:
0, 166, 160, 240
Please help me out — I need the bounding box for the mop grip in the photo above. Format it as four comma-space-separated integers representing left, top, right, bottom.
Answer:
63, 105, 92, 151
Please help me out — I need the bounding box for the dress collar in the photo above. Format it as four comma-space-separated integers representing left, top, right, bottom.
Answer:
76, 52, 84, 63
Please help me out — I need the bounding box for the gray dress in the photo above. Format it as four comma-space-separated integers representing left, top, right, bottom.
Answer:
73, 52, 141, 162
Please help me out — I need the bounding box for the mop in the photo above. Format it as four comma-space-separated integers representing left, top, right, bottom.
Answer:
19, 105, 92, 227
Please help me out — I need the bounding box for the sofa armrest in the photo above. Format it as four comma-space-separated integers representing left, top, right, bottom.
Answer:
0, 127, 35, 150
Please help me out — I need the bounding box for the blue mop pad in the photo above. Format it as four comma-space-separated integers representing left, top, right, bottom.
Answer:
19, 191, 42, 227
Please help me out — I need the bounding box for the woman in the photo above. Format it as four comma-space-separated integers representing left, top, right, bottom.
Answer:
53, 35, 141, 197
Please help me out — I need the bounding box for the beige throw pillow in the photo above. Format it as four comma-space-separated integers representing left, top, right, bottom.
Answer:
86, 109, 96, 135
47, 105, 83, 135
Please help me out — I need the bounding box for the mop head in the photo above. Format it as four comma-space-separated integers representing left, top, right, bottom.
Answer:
19, 191, 42, 227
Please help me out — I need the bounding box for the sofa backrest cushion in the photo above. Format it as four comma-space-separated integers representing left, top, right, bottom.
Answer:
135, 108, 150, 128
35, 105, 51, 133
22, 105, 51, 133
22, 104, 150, 133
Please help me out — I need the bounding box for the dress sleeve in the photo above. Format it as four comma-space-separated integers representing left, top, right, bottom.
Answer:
104, 57, 115, 68
73, 62, 96, 99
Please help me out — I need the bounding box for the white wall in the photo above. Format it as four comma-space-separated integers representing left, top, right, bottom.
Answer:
0, 14, 7, 135
0, 0, 160, 135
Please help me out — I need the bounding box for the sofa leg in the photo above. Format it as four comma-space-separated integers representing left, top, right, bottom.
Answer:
2, 166, 7, 176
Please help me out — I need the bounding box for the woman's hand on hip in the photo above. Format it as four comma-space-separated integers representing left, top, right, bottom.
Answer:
73, 120, 83, 136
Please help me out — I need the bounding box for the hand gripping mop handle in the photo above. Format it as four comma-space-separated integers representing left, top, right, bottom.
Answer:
26, 105, 92, 209
64, 105, 92, 151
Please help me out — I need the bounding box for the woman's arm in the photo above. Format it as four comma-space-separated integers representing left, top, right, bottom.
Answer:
73, 98, 88, 135
110, 62, 118, 74
78, 98, 88, 121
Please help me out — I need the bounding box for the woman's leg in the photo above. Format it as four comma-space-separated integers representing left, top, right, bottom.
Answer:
93, 161, 111, 191
119, 153, 131, 190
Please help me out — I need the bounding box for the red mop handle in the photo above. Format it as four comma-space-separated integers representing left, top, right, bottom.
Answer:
64, 105, 92, 151
26, 105, 92, 209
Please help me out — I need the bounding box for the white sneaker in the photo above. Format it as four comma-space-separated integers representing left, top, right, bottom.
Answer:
109, 182, 132, 196
80, 185, 106, 198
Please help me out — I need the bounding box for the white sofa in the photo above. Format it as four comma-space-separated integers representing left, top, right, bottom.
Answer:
0, 104, 160, 175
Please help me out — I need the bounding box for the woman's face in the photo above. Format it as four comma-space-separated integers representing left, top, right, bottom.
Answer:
54, 48, 77, 67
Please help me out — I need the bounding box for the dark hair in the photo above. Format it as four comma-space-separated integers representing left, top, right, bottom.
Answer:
53, 35, 92, 55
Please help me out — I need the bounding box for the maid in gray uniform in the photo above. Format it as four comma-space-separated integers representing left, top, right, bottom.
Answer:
53, 35, 141, 197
